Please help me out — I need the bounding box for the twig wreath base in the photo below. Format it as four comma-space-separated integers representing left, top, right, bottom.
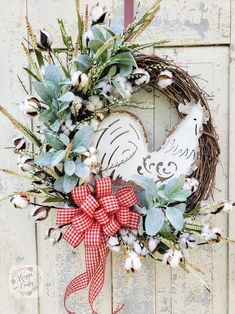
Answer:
0, 1, 233, 314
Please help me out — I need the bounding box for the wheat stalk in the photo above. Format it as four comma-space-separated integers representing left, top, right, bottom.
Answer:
0, 105, 42, 147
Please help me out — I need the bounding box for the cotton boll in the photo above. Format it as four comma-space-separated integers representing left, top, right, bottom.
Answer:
141, 246, 147, 256
46, 227, 63, 245
124, 257, 133, 271
61, 119, 76, 136
170, 250, 183, 268
183, 178, 199, 193
119, 228, 128, 237
20, 96, 41, 117
86, 96, 103, 112
90, 118, 100, 130
148, 237, 159, 252
132, 256, 142, 271
30, 206, 50, 221
133, 241, 142, 255
132, 68, 150, 85
222, 201, 234, 213
126, 234, 136, 245
201, 224, 221, 242
37, 29, 53, 50
128, 250, 138, 260
157, 70, 173, 89
18, 155, 34, 171
11, 194, 29, 209
110, 245, 121, 253
83, 30, 95, 45
90, 4, 107, 25
96, 81, 114, 95
71, 71, 89, 90
178, 232, 195, 249
107, 236, 119, 247
13, 137, 27, 150
107, 236, 121, 253
163, 249, 183, 268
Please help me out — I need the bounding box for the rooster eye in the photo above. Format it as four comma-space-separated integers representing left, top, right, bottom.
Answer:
194, 118, 197, 121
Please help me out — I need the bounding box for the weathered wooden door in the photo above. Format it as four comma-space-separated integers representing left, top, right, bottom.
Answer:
1, 1, 235, 313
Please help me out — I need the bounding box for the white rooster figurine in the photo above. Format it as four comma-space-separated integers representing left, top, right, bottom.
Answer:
92, 102, 209, 185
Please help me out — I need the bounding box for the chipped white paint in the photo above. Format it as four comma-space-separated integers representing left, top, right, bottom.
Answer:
0, 1, 234, 314
136, 0, 230, 46
228, 0, 235, 313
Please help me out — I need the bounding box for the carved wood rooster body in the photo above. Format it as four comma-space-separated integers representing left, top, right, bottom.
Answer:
92, 102, 209, 185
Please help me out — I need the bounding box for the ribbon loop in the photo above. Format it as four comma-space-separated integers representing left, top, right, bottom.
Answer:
56, 207, 81, 225
80, 194, 99, 217
116, 187, 137, 207
71, 185, 91, 206
94, 207, 110, 225
72, 213, 94, 233
126, 211, 140, 229
115, 207, 129, 225
95, 177, 112, 198
103, 216, 121, 236
99, 194, 119, 214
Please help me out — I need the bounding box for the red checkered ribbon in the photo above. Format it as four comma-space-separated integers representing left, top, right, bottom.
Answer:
56, 177, 140, 314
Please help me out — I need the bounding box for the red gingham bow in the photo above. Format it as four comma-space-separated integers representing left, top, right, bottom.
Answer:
56, 177, 140, 314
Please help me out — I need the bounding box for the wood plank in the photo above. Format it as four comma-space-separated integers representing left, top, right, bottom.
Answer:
228, 0, 235, 313
27, 0, 125, 48
112, 87, 156, 313
135, 0, 230, 46
154, 46, 229, 314
0, 1, 39, 313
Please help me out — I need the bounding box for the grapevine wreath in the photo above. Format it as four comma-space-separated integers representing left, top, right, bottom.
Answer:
0, 1, 234, 313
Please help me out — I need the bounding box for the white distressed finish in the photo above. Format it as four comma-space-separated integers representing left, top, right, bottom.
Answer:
228, 0, 235, 312
153, 46, 229, 314
93, 103, 208, 183
0, 1, 234, 314
0, 1, 39, 314
111, 84, 156, 314
135, 0, 230, 46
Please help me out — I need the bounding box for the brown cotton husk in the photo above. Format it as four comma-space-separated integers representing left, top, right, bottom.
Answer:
136, 54, 220, 210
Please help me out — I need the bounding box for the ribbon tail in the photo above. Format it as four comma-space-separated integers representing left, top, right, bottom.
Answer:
113, 304, 125, 314
64, 246, 100, 314
88, 244, 109, 314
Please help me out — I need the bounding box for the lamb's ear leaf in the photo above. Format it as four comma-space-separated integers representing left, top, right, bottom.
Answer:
166, 207, 184, 231
33, 81, 53, 105
44, 131, 65, 150
74, 160, 90, 178
50, 150, 66, 167
73, 125, 94, 150
58, 92, 75, 103
145, 207, 165, 236
54, 176, 65, 192
43, 64, 62, 85
34, 152, 54, 166
63, 175, 79, 193
133, 175, 157, 197
64, 160, 76, 176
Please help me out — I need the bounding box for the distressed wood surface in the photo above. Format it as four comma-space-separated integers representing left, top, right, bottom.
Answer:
135, 0, 230, 46
154, 46, 229, 314
0, 1, 234, 314
228, 0, 235, 313
0, 1, 39, 314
